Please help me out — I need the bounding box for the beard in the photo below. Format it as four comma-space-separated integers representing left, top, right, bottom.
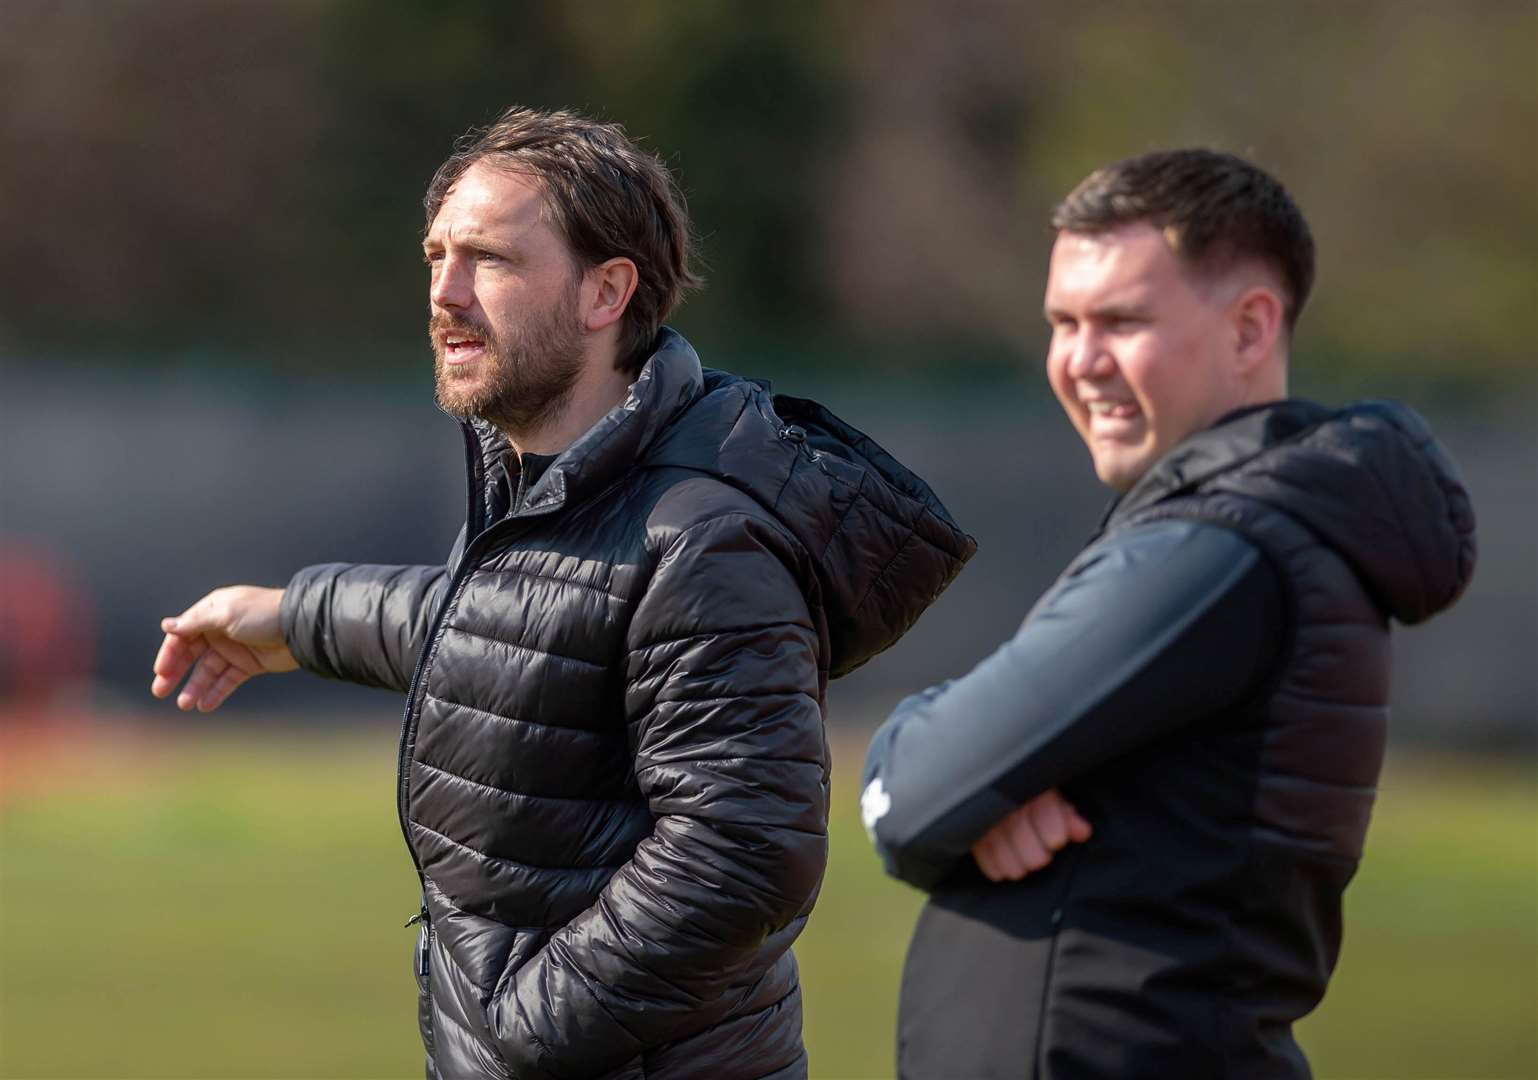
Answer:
430, 287, 585, 438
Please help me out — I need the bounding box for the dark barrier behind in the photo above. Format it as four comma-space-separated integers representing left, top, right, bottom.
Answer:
3, 360, 1531, 747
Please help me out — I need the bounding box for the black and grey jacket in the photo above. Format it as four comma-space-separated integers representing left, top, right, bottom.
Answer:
863, 400, 1475, 1079
281, 330, 975, 1080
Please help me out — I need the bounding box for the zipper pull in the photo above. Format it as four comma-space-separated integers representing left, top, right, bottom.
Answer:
404, 905, 428, 929
779, 424, 819, 463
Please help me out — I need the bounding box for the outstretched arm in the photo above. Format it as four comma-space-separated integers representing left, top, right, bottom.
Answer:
862, 520, 1284, 890
153, 562, 450, 710
280, 562, 449, 691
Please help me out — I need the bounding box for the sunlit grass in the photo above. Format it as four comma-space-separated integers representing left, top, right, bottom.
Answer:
1, 725, 1533, 1079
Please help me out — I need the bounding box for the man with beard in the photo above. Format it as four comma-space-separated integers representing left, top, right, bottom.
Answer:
861, 149, 1477, 1077
152, 106, 975, 1079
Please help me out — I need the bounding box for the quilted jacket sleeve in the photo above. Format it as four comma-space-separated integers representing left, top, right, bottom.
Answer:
862, 520, 1283, 890
280, 562, 449, 693
489, 511, 829, 1078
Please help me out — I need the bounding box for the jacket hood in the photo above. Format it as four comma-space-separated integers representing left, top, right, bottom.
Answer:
640, 338, 977, 677
459, 328, 976, 676
1109, 399, 1477, 625
456, 328, 707, 532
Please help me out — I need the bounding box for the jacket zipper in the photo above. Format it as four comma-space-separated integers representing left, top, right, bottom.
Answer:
1031, 840, 1088, 1080
407, 904, 432, 979
395, 426, 549, 893
394, 423, 492, 890
395, 557, 476, 885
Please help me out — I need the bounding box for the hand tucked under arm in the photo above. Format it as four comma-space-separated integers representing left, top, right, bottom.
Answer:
970, 789, 1093, 882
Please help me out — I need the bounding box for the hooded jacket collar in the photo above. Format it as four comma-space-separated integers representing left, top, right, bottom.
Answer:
640, 365, 978, 676
455, 327, 975, 677
1103, 398, 1476, 626
459, 328, 705, 527
1104, 400, 1328, 523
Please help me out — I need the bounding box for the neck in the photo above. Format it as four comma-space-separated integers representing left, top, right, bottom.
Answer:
500, 347, 633, 458
1235, 354, 1288, 412
1253, 366, 1288, 407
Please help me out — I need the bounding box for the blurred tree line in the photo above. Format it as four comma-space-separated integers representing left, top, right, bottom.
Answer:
1, 0, 1532, 390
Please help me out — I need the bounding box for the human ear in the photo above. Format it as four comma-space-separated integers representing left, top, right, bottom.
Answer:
1231, 285, 1284, 373
584, 257, 639, 333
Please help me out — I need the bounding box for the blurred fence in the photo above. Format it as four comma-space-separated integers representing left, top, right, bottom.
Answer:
2, 357, 1532, 747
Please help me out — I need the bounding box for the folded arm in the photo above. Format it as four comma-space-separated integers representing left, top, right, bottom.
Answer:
862, 519, 1284, 889
489, 512, 828, 1078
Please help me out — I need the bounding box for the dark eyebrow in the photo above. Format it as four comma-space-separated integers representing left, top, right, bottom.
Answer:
1092, 304, 1149, 321
421, 233, 525, 263
1043, 302, 1152, 325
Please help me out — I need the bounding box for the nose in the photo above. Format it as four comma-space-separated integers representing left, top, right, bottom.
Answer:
1064, 327, 1113, 381
429, 253, 473, 312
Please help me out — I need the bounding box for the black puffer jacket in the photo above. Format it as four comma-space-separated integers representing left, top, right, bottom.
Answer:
281, 330, 975, 1079
869, 400, 1475, 1078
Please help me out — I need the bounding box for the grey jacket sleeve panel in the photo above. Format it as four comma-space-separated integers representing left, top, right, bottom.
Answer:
492, 512, 827, 1078
862, 520, 1284, 890
280, 562, 449, 693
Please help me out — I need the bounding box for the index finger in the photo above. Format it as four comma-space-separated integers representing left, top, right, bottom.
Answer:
151, 631, 206, 697
161, 590, 229, 638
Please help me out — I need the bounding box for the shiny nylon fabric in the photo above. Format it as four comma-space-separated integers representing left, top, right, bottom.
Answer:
281, 330, 975, 1079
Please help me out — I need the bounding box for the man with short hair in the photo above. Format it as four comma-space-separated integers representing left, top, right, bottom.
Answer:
862, 149, 1476, 1077
152, 106, 975, 1079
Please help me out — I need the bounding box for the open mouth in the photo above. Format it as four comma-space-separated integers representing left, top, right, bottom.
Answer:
441, 334, 487, 366
1085, 399, 1138, 420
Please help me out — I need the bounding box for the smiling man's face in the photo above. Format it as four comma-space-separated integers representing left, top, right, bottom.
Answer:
423, 160, 586, 434
1043, 224, 1249, 492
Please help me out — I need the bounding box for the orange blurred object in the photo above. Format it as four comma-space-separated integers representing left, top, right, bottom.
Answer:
0, 539, 95, 704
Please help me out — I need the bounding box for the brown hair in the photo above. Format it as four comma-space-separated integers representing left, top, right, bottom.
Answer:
1052, 149, 1315, 334
425, 106, 702, 375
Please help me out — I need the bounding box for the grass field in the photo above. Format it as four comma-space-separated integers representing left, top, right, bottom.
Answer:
1, 718, 1534, 1079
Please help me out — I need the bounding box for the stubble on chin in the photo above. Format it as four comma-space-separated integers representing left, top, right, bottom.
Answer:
428, 297, 585, 437
430, 310, 497, 419
433, 346, 497, 419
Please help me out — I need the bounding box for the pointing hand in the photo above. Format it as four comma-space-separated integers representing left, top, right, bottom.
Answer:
150, 586, 297, 712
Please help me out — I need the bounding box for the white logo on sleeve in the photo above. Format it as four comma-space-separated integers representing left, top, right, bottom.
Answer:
861, 777, 891, 841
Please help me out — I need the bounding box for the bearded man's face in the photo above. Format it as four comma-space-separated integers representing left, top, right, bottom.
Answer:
429, 283, 583, 434
423, 160, 588, 435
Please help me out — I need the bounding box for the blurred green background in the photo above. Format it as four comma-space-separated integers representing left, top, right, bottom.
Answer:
2, 0, 1533, 386
2, 726, 1534, 1078
1, 1, 1534, 1077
